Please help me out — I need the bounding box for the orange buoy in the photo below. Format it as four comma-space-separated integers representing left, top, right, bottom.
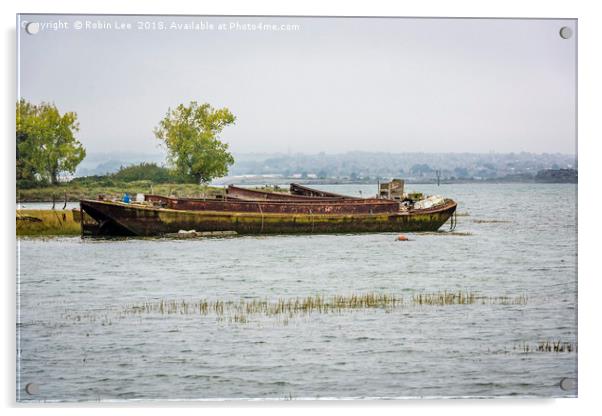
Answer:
396, 234, 409, 241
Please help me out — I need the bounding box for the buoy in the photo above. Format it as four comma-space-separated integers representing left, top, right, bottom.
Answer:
396, 234, 409, 241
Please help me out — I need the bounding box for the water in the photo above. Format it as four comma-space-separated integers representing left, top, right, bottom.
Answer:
16, 183, 577, 401
17, 201, 80, 210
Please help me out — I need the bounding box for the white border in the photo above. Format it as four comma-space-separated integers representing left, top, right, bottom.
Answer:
3, 0, 600, 415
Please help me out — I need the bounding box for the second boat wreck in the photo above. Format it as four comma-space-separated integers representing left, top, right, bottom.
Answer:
80, 181, 457, 237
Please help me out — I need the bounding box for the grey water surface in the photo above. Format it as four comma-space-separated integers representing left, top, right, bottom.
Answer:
17, 183, 577, 401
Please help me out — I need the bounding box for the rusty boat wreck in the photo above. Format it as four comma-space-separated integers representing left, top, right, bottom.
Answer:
79, 181, 457, 237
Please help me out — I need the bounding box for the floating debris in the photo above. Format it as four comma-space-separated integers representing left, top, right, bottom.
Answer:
472, 219, 511, 224
164, 230, 238, 239
419, 231, 473, 236
396, 234, 409, 241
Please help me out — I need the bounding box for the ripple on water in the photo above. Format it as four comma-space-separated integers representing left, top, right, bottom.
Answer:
17, 184, 577, 400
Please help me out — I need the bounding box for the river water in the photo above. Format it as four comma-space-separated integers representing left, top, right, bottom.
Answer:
16, 183, 577, 401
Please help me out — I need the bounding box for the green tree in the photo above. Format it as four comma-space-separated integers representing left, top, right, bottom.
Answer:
16, 100, 37, 185
112, 162, 175, 183
16, 99, 86, 185
154, 101, 236, 184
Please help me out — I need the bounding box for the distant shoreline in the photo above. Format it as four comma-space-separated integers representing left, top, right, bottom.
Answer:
215, 178, 578, 186
16, 178, 577, 203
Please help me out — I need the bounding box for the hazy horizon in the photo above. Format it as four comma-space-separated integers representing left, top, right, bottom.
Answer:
80, 149, 578, 158
18, 15, 577, 155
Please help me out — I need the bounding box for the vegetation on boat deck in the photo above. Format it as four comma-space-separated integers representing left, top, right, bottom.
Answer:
16, 209, 81, 236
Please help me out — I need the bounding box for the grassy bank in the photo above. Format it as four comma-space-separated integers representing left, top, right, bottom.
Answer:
17, 181, 224, 202
17, 209, 81, 236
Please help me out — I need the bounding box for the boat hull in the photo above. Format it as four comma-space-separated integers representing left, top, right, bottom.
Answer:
226, 185, 352, 201
144, 194, 398, 214
80, 199, 457, 237
289, 183, 353, 198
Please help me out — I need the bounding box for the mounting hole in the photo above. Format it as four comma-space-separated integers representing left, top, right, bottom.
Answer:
559, 26, 573, 40
559, 377, 577, 391
25, 383, 39, 395
25, 22, 40, 35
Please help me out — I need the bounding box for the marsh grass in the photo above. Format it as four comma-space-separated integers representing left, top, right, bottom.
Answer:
16, 209, 81, 236
514, 341, 576, 353
124, 293, 403, 319
118, 291, 527, 324
412, 291, 528, 306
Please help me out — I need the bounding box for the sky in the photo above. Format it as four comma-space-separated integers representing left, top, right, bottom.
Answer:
18, 15, 576, 155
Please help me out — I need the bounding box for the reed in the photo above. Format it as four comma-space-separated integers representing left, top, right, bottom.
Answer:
514, 340, 576, 353
411, 291, 527, 306
16, 209, 81, 236
536, 340, 576, 353
120, 291, 527, 323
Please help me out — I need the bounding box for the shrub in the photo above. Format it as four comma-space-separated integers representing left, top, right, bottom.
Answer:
112, 162, 175, 183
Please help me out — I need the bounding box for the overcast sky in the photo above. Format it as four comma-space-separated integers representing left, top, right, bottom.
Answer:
18, 15, 576, 155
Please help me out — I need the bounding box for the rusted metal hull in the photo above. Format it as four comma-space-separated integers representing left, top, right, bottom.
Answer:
289, 183, 356, 198
144, 194, 399, 214
226, 185, 350, 201
80, 199, 457, 237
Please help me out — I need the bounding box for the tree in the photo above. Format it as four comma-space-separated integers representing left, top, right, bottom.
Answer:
154, 101, 236, 184
410, 163, 433, 177
112, 162, 175, 183
16, 100, 86, 185
16, 100, 37, 184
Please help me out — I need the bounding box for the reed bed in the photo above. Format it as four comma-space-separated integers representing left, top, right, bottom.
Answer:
514, 341, 576, 353
120, 291, 527, 322
412, 291, 528, 306
124, 293, 403, 318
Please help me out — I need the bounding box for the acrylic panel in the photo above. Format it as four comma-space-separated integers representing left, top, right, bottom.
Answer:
16, 14, 577, 401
